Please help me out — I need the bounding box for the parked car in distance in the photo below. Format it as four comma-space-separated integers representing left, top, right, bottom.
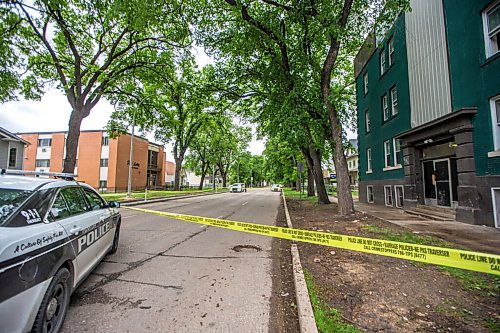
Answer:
229, 183, 247, 193
271, 184, 282, 192
0, 170, 121, 333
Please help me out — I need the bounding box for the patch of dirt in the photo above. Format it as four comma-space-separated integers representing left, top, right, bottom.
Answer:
286, 198, 499, 333
269, 200, 300, 333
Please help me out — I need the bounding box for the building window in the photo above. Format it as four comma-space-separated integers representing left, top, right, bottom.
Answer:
393, 138, 402, 166
395, 185, 404, 208
363, 72, 368, 94
388, 36, 395, 66
36, 159, 50, 168
99, 180, 108, 189
380, 49, 386, 75
382, 94, 389, 121
38, 138, 52, 147
390, 86, 398, 115
8, 147, 16, 168
483, 1, 500, 58
102, 136, 109, 146
492, 188, 500, 228
366, 148, 372, 172
384, 185, 393, 206
100, 158, 109, 167
490, 95, 500, 150
367, 186, 374, 203
384, 140, 391, 168
365, 109, 370, 132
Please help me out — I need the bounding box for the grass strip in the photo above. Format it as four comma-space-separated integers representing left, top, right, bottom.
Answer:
362, 224, 500, 298
361, 224, 451, 247
101, 188, 215, 202
303, 269, 361, 333
282, 188, 318, 203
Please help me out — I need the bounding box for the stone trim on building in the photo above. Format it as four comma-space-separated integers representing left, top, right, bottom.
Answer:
396, 108, 486, 225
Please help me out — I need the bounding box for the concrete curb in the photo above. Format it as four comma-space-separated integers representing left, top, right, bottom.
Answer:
282, 192, 293, 229
282, 192, 318, 333
120, 191, 225, 207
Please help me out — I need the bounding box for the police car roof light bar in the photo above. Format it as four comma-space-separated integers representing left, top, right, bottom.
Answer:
0, 169, 77, 181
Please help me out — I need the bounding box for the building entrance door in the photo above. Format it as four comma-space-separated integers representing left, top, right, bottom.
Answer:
423, 158, 454, 208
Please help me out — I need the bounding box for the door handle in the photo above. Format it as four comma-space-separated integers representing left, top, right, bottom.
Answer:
69, 226, 82, 235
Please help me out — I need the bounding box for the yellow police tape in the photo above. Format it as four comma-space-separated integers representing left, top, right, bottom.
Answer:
124, 206, 500, 276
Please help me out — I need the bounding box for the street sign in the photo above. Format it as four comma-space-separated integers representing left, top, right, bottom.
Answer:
330, 173, 337, 179
297, 162, 304, 173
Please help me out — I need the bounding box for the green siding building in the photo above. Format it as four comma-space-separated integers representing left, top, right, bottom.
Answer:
355, 0, 500, 227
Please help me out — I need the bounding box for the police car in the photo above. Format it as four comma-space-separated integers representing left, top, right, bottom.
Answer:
0, 170, 121, 333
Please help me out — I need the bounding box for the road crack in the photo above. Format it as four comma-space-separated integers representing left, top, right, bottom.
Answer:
72, 227, 209, 301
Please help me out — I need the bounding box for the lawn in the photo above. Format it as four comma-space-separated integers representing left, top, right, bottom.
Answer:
101, 188, 216, 202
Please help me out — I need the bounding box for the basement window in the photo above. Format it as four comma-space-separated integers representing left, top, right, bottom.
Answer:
384, 185, 393, 207
395, 185, 404, 208
492, 188, 500, 228
367, 186, 374, 203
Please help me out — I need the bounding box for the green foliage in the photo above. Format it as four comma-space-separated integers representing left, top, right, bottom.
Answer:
304, 270, 361, 333
2, 0, 189, 102
0, 8, 21, 102
100, 189, 213, 202
262, 137, 302, 185
442, 267, 500, 297
485, 318, 500, 333
282, 188, 317, 204
361, 224, 451, 247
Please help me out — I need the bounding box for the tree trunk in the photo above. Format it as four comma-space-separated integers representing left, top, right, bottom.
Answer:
308, 148, 330, 204
325, 104, 354, 214
319, 0, 354, 215
222, 173, 227, 187
300, 147, 314, 197
300, 147, 318, 198
199, 167, 206, 190
174, 156, 183, 191
62, 110, 84, 174
295, 178, 301, 192
307, 167, 315, 197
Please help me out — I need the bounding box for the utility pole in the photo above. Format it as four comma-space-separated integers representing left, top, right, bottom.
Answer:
127, 97, 144, 199
126, 109, 136, 199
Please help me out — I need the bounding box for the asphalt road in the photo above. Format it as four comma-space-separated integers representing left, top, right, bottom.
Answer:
61, 188, 281, 333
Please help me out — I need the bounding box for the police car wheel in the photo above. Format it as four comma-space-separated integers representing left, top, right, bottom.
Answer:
32, 267, 71, 333
108, 222, 121, 255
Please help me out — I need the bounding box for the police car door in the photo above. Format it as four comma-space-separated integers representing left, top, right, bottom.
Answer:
50, 187, 101, 285
82, 188, 114, 260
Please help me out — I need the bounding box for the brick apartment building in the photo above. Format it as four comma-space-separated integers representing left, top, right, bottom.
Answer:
19, 130, 166, 192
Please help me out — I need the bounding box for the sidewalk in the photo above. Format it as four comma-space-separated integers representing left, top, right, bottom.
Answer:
330, 196, 500, 255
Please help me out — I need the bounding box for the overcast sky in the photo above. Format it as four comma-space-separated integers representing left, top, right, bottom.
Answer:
0, 47, 266, 161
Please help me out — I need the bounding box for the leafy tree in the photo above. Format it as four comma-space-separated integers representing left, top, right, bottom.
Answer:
212, 121, 251, 187
1, 0, 189, 172
0, 8, 19, 103
109, 52, 216, 190
184, 115, 232, 190
195, 0, 408, 214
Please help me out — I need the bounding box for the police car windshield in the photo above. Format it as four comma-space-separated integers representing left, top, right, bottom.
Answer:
0, 189, 33, 225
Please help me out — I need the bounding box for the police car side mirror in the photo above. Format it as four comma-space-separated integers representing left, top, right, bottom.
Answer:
50, 208, 59, 218
108, 201, 120, 208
